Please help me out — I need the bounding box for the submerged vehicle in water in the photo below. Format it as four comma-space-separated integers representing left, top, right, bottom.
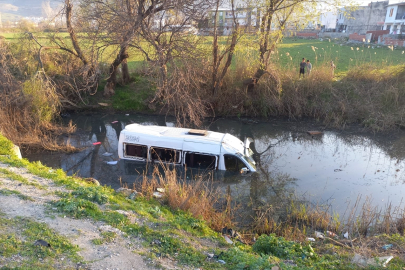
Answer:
118, 124, 256, 172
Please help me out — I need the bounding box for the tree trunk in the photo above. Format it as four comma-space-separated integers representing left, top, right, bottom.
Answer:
121, 58, 130, 84
104, 45, 129, 97
65, 0, 88, 66
158, 60, 168, 97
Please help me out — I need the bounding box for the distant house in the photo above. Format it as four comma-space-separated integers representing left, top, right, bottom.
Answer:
383, 1, 405, 34
320, 11, 337, 31
337, 1, 388, 34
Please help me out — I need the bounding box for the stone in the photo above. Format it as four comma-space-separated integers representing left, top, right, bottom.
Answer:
128, 192, 140, 200
85, 178, 100, 186
12, 145, 22, 159
116, 188, 133, 197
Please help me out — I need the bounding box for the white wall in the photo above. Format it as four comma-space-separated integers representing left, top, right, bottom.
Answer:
320, 11, 337, 28
337, 8, 346, 24
385, 5, 398, 22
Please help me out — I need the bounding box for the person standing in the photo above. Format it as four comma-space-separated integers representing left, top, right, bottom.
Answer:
299, 58, 306, 78
306, 60, 312, 76
330, 61, 336, 77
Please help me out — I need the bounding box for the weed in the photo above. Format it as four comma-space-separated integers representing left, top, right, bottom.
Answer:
0, 215, 81, 269
0, 189, 34, 201
92, 231, 117, 245
72, 186, 109, 204
0, 168, 45, 190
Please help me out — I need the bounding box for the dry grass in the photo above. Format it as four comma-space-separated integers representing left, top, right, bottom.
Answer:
135, 164, 234, 231
0, 43, 77, 152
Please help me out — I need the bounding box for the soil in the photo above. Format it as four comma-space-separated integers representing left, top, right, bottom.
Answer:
0, 162, 158, 270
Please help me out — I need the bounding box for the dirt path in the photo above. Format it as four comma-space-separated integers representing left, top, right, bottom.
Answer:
0, 162, 156, 270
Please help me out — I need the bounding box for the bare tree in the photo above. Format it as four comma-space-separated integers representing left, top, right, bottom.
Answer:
211, 0, 241, 95
244, 0, 315, 90
79, 0, 179, 97
138, 0, 214, 126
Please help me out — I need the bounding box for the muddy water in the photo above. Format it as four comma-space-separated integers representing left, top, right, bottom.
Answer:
23, 113, 405, 216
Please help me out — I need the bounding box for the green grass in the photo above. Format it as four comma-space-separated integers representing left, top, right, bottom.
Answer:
111, 76, 156, 111
0, 214, 81, 269
2, 135, 405, 269
92, 231, 117, 245
273, 38, 405, 76
0, 168, 45, 190
0, 189, 34, 201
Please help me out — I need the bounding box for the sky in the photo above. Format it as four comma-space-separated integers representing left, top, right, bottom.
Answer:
0, 0, 60, 17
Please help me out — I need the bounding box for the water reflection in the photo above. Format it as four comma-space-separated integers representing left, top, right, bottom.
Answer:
23, 114, 405, 216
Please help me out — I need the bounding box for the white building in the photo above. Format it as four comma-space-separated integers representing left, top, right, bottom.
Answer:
320, 11, 337, 30
383, 1, 405, 34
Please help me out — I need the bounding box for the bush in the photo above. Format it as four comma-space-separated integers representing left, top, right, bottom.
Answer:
72, 187, 109, 204
252, 234, 315, 260
0, 134, 15, 156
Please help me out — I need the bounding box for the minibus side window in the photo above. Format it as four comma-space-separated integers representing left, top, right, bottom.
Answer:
224, 154, 245, 171
125, 144, 148, 159
151, 147, 181, 163
185, 153, 217, 170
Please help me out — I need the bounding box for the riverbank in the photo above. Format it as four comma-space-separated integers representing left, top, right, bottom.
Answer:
2, 134, 405, 269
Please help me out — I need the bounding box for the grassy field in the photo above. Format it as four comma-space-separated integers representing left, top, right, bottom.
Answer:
273, 38, 405, 75
2, 31, 403, 75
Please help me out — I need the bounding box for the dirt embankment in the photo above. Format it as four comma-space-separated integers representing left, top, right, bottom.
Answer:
0, 162, 157, 270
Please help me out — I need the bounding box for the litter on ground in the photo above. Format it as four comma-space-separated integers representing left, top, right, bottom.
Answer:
107, 161, 118, 165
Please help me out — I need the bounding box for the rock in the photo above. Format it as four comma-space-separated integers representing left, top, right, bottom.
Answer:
151, 239, 161, 246
128, 192, 140, 200
116, 188, 133, 197
352, 254, 394, 267
85, 178, 100, 186
12, 145, 22, 159
283, 260, 297, 267
98, 225, 123, 235
34, 239, 51, 247
115, 210, 131, 217
271, 266, 279, 270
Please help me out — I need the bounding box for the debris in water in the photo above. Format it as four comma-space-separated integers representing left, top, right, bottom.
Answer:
307, 131, 323, 135
102, 152, 113, 157
125, 114, 129, 116
111, 121, 119, 124
93, 142, 101, 145
107, 161, 118, 165
334, 169, 343, 172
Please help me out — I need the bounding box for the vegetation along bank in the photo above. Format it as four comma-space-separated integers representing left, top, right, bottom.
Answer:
2, 0, 405, 268
1, 132, 405, 269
